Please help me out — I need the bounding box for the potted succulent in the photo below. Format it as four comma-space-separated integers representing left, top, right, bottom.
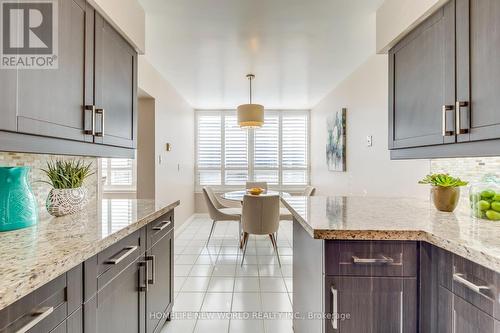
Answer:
418, 174, 468, 212
42, 160, 94, 217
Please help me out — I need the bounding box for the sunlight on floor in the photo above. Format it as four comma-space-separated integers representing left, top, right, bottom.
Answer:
161, 216, 294, 333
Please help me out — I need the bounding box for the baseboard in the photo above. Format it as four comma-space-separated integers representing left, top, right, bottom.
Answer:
174, 213, 208, 236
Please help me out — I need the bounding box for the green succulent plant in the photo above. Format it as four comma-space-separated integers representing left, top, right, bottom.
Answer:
41, 160, 94, 189
418, 173, 468, 188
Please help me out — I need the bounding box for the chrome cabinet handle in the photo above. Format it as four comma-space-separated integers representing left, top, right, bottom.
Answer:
330, 285, 338, 330
83, 105, 96, 135
153, 220, 171, 231
139, 260, 148, 292
442, 104, 454, 136
95, 108, 105, 137
105, 245, 138, 265
146, 255, 156, 285
453, 273, 489, 294
352, 255, 394, 264
15, 306, 54, 333
456, 101, 469, 134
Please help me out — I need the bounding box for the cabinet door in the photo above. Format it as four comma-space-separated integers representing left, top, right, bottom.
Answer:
389, 0, 455, 149
0, 67, 17, 131
326, 276, 417, 333
438, 286, 500, 333
16, 0, 93, 143
146, 229, 173, 333
456, 0, 500, 142
95, 258, 145, 333
94, 13, 137, 148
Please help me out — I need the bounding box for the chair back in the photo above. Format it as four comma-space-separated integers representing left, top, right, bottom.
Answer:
241, 195, 280, 235
202, 187, 223, 220
302, 186, 316, 196
245, 181, 268, 191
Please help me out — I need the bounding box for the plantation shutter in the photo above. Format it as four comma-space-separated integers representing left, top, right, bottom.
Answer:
197, 113, 222, 185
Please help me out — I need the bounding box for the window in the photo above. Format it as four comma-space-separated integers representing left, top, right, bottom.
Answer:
101, 158, 137, 192
196, 110, 309, 189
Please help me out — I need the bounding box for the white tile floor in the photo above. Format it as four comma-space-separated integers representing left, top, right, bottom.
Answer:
161, 216, 294, 333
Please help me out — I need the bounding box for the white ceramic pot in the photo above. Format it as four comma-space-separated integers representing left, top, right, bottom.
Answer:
46, 187, 89, 217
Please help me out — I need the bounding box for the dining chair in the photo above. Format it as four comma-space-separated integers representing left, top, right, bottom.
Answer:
202, 187, 242, 247
240, 195, 281, 267
302, 185, 316, 196
245, 181, 268, 191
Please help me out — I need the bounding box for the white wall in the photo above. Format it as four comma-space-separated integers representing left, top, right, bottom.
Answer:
138, 56, 195, 226
310, 55, 429, 198
137, 98, 155, 199
376, 0, 448, 53
88, 0, 145, 53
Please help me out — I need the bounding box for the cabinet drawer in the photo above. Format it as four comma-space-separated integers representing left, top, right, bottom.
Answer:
0, 265, 82, 333
146, 210, 174, 250
84, 229, 144, 296
325, 240, 417, 277
440, 253, 500, 321
325, 276, 417, 333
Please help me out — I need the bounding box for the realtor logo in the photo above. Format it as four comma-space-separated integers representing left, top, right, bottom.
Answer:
1, 0, 58, 69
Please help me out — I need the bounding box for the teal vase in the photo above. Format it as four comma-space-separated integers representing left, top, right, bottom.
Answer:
0, 167, 38, 231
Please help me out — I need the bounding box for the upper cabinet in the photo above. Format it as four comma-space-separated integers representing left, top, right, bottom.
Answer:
456, 0, 500, 143
389, 0, 500, 159
16, 0, 93, 143
389, 1, 455, 149
94, 13, 137, 149
0, 0, 137, 157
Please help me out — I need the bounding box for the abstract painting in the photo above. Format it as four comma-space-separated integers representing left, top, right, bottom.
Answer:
326, 108, 346, 172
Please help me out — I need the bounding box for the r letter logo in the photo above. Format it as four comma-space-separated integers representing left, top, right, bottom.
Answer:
1, 0, 58, 69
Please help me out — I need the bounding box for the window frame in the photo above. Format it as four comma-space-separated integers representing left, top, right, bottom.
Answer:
195, 109, 310, 191
100, 157, 137, 193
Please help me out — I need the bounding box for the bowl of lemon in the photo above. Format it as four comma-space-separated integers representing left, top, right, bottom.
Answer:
248, 187, 264, 195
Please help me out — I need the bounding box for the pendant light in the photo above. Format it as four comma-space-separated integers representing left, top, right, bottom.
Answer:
237, 74, 264, 128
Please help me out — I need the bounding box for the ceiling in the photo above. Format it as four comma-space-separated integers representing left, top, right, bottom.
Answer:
140, 0, 383, 109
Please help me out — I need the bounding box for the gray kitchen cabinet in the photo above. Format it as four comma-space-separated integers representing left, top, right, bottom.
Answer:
94, 12, 137, 149
0, 265, 82, 333
325, 276, 417, 333
293, 220, 419, 333
388, 0, 455, 149
455, 0, 500, 143
389, 0, 500, 159
0, 0, 137, 157
16, 0, 94, 143
93, 257, 146, 333
146, 227, 174, 333
0, 67, 17, 132
438, 286, 500, 333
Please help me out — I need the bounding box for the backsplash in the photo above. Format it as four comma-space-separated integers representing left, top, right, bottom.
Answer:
430, 156, 500, 186
431, 156, 500, 184
0, 152, 98, 215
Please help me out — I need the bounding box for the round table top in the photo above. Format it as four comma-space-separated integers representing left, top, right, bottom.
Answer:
222, 190, 291, 202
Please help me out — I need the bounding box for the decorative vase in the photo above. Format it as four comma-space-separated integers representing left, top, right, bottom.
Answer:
0, 167, 38, 231
46, 187, 89, 217
431, 186, 460, 212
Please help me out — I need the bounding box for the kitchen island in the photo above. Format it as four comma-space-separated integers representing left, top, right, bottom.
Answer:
282, 196, 500, 333
0, 199, 179, 333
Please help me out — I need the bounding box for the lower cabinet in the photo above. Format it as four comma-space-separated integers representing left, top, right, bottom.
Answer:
146, 228, 174, 333
438, 286, 500, 333
94, 256, 146, 333
325, 276, 417, 333
0, 265, 82, 333
84, 211, 174, 333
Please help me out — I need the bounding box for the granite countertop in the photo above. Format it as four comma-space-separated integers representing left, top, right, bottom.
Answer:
281, 195, 500, 273
0, 199, 180, 311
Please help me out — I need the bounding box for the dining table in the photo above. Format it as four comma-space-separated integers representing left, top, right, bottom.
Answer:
222, 190, 292, 202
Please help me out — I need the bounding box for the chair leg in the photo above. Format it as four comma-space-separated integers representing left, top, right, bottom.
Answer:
240, 232, 249, 267
238, 221, 243, 248
206, 220, 217, 247
270, 233, 282, 267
